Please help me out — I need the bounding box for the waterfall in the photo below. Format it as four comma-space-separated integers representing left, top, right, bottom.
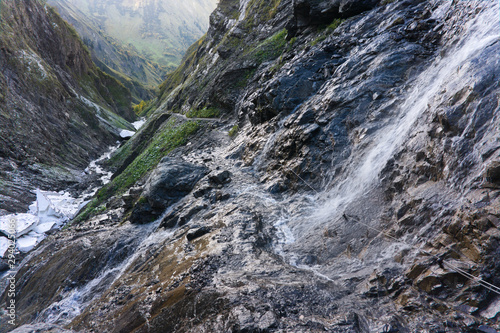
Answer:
37, 222, 176, 326
313, 0, 498, 233
275, 0, 500, 271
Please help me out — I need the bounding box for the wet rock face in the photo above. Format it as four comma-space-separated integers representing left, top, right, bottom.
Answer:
130, 159, 208, 224
4, 0, 500, 332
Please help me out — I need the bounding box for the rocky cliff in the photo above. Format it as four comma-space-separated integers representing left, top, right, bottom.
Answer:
0, 0, 135, 214
2, 0, 500, 332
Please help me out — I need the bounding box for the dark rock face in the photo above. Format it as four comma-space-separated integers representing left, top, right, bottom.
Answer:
186, 226, 211, 241
293, 0, 381, 27
0, 260, 8, 273
485, 162, 500, 186
130, 159, 208, 224
208, 170, 232, 185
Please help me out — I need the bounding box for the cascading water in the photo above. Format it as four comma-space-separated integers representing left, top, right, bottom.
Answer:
315, 0, 499, 226
35, 222, 176, 326
4, 1, 500, 331
273, 0, 500, 276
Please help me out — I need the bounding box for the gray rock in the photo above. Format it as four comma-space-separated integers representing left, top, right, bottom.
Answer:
130, 159, 208, 224
208, 170, 232, 185
9, 324, 75, 332
293, 0, 381, 28
0, 259, 9, 272
145, 158, 208, 209
186, 227, 211, 241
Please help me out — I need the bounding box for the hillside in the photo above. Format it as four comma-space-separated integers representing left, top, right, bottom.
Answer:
0, 0, 135, 214
47, 0, 167, 100
47, 0, 218, 89
3, 0, 500, 332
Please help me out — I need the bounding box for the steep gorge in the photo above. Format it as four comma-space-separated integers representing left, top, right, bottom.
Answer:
2, 0, 500, 332
47, 0, 219, 101
0, 0, 134, 213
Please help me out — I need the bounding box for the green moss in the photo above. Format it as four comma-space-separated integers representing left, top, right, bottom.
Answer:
228, 125, 239, 137
185, 107, 220, 118
159, 34, 207, 100
236, 68, 257, 88
243, 0, 281, 28
326, 18, 344, 32
311, 35, 327, 46
311, 18, 345, 47
72, 198, 99, 224
104, 119, 199, 195
108, 140, 135, 168
269, 55, 285, 74
251, 28, 288, 64
268, 0, 281, 19
137, 196, 148, 205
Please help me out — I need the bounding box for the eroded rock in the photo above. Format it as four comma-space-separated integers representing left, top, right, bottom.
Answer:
130, 159, 208, 224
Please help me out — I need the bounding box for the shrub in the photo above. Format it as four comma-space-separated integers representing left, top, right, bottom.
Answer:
228, 125, 239, 137
251, 29, 288, 64
186, 107, 220, 118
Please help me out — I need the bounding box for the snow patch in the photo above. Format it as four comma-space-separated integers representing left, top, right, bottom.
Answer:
17, 236, 38, 253
120, 129, 136, 138
132, 118, 146, 130
0, 146, 117, 256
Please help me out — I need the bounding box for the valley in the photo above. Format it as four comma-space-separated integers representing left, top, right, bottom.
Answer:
1, 0, 500, 332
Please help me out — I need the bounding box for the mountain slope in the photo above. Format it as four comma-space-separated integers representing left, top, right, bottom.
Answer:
47, 0, 168, 100
3, 0, 500, 332
0, 0, 135, 214
47, 0, 218, 70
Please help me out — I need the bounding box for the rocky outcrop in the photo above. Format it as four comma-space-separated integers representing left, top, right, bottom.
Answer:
2, 0, 500, 332
130, 159, 208, 224
0, 0, 135, 214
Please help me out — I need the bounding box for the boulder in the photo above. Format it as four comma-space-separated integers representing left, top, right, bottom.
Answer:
186, 227, 211, 241
208, 170, 232, 185
131, 159, 208, 224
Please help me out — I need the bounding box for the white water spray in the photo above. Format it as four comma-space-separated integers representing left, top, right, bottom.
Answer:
311, 1, 499, 230
271, 0, 500, 275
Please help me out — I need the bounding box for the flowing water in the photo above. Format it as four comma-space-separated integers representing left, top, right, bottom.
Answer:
272, 0, 500, 275
37, 223, 176, 326
314, 1, 499, 227
33, 0, 500, 325
4, 2, 499, 330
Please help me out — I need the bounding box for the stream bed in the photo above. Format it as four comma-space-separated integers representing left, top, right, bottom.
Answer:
0, 146, 119, 258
